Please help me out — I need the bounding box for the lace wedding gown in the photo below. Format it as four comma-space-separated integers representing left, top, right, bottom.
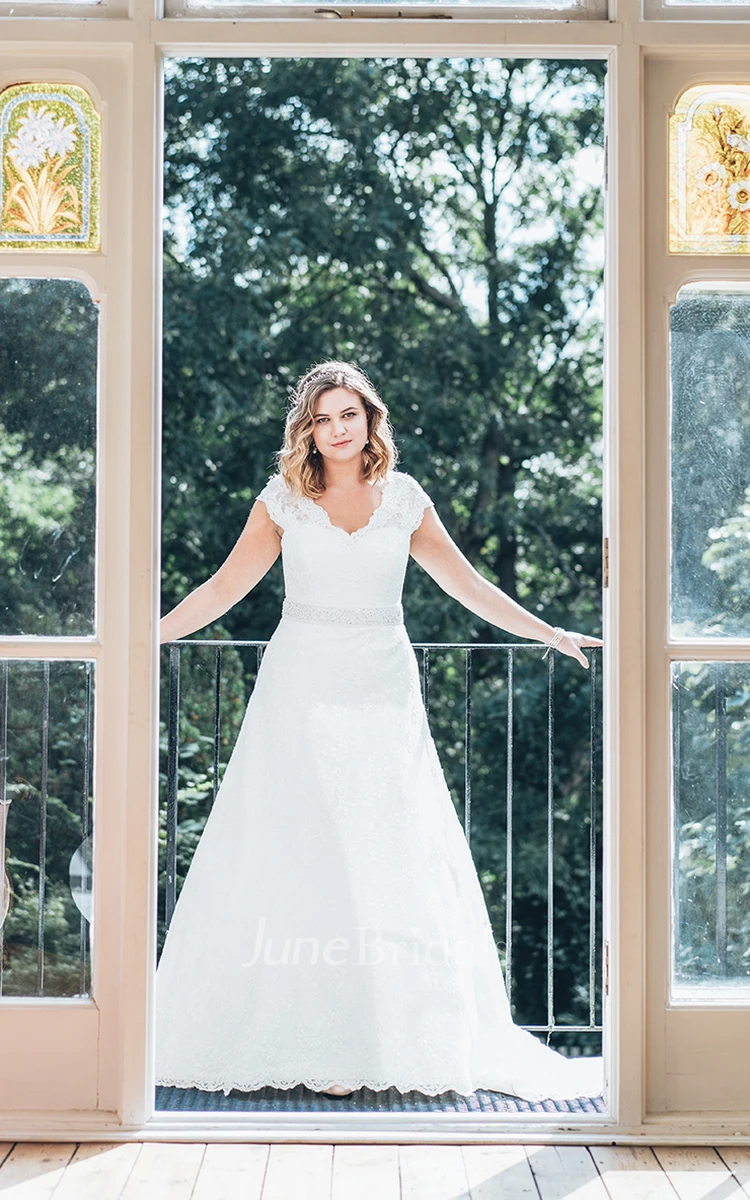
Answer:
154, 468, 604, 1100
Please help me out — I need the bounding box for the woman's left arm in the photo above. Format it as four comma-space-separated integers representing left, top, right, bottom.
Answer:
409, 506, 602, 669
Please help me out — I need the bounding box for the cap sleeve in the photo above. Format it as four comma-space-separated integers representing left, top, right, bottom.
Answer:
256, 473, 290, 530
399, 471, 435, 535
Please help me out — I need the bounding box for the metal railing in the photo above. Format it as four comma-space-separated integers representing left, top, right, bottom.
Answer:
163, 638, 603, 1041
0, 659, 93, 998
672, 659, 740, 983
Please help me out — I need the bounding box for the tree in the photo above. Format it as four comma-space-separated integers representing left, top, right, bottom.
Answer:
162, 56, 604, 642
160, 56, 605, 1045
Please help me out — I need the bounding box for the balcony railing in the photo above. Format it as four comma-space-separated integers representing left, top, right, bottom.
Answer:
162, 639, 603, 1046
0, 638, 603, 1040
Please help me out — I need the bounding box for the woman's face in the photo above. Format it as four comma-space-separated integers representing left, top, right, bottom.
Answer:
311, 387, 370, 465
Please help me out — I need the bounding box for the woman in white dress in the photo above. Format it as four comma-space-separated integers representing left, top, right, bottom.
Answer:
155, 359, 604, 1101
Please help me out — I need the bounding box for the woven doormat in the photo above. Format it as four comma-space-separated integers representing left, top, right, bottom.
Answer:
155, 1085, 606, 1115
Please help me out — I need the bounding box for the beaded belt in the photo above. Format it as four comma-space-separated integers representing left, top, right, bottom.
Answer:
282, 598, 404, 626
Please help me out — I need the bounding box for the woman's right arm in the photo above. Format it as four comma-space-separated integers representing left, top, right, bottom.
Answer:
159, 500, 281, 644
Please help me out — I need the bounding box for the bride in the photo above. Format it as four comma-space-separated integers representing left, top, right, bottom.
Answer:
155, 359, 604, 1101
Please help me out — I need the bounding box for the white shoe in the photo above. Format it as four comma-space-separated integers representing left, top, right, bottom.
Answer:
323, 1085, 354, 1096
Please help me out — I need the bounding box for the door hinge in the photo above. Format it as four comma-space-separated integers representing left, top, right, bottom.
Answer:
603, 536, 610, 589
604, 941, 610, 997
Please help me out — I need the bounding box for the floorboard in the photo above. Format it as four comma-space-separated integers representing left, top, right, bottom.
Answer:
0, 1143, 76, 1198
118, 1142, 206, 1200
191, 1142, 269, 1200
399, 1144, 471, 1200
0, 1139, 745, 1198
653, 1147, 750, 1200
525, 1146, 610, 1200
589, 1146, 679, 1200
261, 1143, 333, 1200
331, 1144, 401, 1200
462, 1144, 541, 1198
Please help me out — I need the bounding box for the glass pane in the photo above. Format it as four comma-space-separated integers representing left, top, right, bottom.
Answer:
670, 86, 750, 255
670, 283, 750, 639
0, 83, 101, 252
0, 278, 98, 637
665, 0, 750, 6
1, 659, 94, 998
187, 0, 588, 7
673, 661, 750, 989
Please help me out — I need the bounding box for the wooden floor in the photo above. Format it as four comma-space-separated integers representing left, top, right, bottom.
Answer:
1, 1142, 750, 1199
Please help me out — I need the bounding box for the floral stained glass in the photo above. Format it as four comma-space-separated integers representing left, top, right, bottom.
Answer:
0, 83, 101, 252
670, 85, 750, 255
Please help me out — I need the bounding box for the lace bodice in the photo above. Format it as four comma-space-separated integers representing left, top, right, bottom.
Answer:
256, 469, 435, 609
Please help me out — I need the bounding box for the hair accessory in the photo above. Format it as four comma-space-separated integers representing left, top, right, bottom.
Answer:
543, 627, 566, 659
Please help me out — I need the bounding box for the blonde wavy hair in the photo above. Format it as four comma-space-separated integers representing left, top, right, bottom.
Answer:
276, 361, 398, 499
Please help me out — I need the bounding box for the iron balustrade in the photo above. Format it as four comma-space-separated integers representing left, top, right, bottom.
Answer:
1, 652, 740, 1012
0, 642, 608, 1026
163, 638, 603, 1041
0, 659, 93, 998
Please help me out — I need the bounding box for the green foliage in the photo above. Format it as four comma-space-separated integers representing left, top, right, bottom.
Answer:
159, 56, 605, 1043
0, 277, 98, 637
700, 486, 750, 637
1, 59, 610, 1040
674, 661, 750, 983
161, 56, 605, 640
671, 290, 750, 637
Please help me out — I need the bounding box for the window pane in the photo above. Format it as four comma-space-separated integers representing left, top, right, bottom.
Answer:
0, 83, 101, 252
673, 661, 750, 990
670, 283, 750, 639
1, 659, 94, 998
665, 0, 750, 6
0, 278, 98, 637
670, 86, 750, 255
184, 0, 592, 8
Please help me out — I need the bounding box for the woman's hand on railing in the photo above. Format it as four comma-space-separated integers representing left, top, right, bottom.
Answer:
551, 630, 603, 670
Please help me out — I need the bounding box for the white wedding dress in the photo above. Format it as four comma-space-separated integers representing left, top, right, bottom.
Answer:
154, 468, 604, 1100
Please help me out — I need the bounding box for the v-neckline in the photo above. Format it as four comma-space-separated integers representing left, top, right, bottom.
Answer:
308, 474, 392, 540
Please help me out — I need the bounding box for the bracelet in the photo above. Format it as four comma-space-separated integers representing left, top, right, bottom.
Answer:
543, 626, 566, 658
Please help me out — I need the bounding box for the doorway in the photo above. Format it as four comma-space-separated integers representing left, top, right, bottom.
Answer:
155, 54, 607, 1116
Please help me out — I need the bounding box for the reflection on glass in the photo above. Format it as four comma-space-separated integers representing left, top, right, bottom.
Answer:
1, 803, 10, 929
670, 86, 750, 255
69, 834, 92, 923
0, 278, 98, 637
670, 283, 750, 639
673, 661, 750, 987
0, 83, 101, 252
0, 659, 94, 997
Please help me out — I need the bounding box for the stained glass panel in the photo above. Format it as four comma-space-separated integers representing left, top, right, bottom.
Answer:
670, 85, 750, 255
0, 83, 101, 252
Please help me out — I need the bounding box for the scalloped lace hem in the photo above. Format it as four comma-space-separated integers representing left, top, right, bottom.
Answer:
155, 1073, 603, 1101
